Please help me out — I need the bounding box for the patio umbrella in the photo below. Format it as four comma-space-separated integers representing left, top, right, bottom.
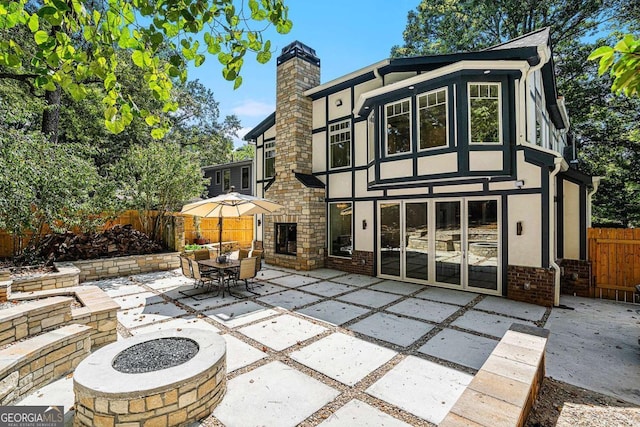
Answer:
180, 192, 283, 253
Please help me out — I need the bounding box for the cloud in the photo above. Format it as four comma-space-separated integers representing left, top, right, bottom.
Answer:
232, 127, 252, 149
231, 100, 274, 117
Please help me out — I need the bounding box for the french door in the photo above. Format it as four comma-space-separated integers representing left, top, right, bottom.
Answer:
378, 198, 500, 294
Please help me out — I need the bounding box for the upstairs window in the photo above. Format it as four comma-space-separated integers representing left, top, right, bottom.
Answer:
385, 99, 411, 155
241, 166, 250, 189
264, 140, 275, 178
418, 88, 448, 150
329, 120, 351, 168
223, 169, 230, 192
469, 83, 501, 144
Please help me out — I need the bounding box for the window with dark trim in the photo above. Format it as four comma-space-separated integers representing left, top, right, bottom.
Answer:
223, 169, 230, 192
215, 171, 221, 185
329, 203, 352, 257
385, 99, 411, 155
241, 166, 250, 189
329, 120, 351, 168
468, 83, 501, 144
418, 87, 448, 150
275, 223, 297, 255
265, 140, 275, 178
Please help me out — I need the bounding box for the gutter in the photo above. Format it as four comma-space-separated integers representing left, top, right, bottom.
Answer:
517, 44, 550, 144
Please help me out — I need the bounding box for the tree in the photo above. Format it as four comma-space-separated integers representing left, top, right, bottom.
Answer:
234, 143, 255, 161
0, 0, 292, 141
113, 141, 208, 242
589, 34, 640, 97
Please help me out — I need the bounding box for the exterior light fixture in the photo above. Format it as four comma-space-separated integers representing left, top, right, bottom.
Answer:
515, 180, 525, 189
483, 70, 491, 74
362, 219, 367, 230
335, 99, 343, 107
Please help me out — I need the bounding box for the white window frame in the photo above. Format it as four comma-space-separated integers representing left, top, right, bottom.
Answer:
384, 97, 412, 156
328, 202, 353, 259
223, 169, 230, 192
264, 140, 275, 179
468, 82, 503, 145
241, 166, 250, 189
328, 119, 351, 169
417, 87, 449, 151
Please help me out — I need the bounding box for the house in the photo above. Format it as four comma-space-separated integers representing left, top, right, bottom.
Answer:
245, 29, 598, 307
202, 159, 254, 197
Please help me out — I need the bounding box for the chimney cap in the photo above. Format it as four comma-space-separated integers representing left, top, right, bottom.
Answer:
277, 41, 320, 67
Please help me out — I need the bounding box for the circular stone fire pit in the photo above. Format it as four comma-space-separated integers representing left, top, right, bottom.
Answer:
469, 241, 498, 258
73, 329, 226, 427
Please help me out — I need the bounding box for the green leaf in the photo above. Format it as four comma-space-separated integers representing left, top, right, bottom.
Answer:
27, 14, 39, 32
588, 46, 613, 61
37, 6, 57, 17
194, 54, 205, 67
151, 128, 166, 139
276, 19, 293, 34
104, 73, 117, 90
233, 76, 242, 89
34, 30, 49, 45
131, 50, 144, 67
256, 50, 271, 64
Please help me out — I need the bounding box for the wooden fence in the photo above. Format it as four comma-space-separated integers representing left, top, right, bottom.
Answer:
0, 211, 254, 258
588, 228, 640, 302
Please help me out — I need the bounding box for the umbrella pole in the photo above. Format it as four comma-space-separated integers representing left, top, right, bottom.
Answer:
218, 215, 223, 256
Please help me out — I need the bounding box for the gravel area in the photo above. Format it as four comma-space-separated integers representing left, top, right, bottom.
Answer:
112, 337, 199, 373
526, 378, 640, 427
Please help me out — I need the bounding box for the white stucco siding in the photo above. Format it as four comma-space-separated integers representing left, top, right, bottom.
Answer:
508, 193, 542, 267
469, 151, 503, 172
380, 159, 413, 180
354, 121, 367, 167
312, 132, 326, 173
313, 98, 327, 130
355, 170, 383, 198
384, 72, 418, 85
328, 88, 351, 122
417, 152, 458, 175
563, 180, 581, 260
433, 183, 484, 194
387, 188, 429, 196
255, 145, 263, 179
354, 201, 374, 252
354, 79, 382, 107
329, 172, 352, 198
264, 125, 276, 140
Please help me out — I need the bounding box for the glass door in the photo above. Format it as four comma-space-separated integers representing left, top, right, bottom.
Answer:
379, 203, 401, 278
435, 201, 462, 286
405, 202, 429, 281
466, 199, 499, 292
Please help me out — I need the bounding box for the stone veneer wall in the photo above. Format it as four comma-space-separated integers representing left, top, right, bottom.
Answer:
507, 265, 556, 307
326, 251, 375, 276
559, 259, 593, 297
0, 280, 9, 303
0, 297, 73, 347
0, 324, 92, 405
11, 263, 79, 293
73, 253, 180, 282
264, 44, 326, 271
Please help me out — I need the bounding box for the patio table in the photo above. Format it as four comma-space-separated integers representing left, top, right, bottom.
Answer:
197, 258, 242, 298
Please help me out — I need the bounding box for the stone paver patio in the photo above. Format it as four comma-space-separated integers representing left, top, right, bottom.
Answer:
14, 265, 640, 426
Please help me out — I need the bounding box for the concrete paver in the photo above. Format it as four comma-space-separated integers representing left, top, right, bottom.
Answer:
101, 283, 147, 297
269, 274, 320, 288
367, 356, 472, 424
255, 268, 291, 280
297, 300, 370, 325
111, 291, 163, 309
221, 333, 267, 372
303, 268, 347, 280
349, 312, 432, 347
257, 289, 322, 310
213, 361, 339, 427
415, 287, 478, 306
238, 314, 327, 351
474, 296, 546, 321
338, 289, 403, 308
298, 281, 356, 297
452, 310, 537, 338
129, 316, 220, 335
386, 298, 460, 323
369, 280, 425, 295
418, 328, 498, 370
318, 399, 412, 427
204, 301, 278, 328
15, 376, 75, 427
290, 333, 396, 385
331, 274, 383, 287
117, 301, 188, 328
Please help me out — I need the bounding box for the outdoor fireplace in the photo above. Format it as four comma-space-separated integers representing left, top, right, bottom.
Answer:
275, 223, 297, 255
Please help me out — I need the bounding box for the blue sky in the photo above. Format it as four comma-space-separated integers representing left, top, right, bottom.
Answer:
187, 0, 419, 147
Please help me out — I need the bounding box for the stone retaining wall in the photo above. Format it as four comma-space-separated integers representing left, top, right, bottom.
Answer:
0, 297, 73, 347
11, 263, 80, 293
73, 253, 180, 282
0, 324, 92, 405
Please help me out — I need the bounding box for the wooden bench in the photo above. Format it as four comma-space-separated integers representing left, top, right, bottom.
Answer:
440, 324, 549, 427
0, 324, 93, 404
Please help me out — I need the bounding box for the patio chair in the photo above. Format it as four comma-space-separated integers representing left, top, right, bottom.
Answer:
191, 259, 217, 292
238, 248, 250, 260
227, 256, 257, 293
251, 249, 264, 275
179, 256, 193, 279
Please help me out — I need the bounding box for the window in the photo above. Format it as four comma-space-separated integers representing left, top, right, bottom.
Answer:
265, 140, 275, 178
241, 166, 250, 189
275, 223, 296, 255
418, 88, 448, 149
329, 120, 351, 168
223, 169, 230, 192
329, 202, 352, 257
215, 171, 221, 185
468, 83, 501, 144
385, 99, 411, 155
367, 111, 375, 162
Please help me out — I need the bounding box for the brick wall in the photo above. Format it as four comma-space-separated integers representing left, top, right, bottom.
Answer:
326, 251, 375, 276
559, 259, 593, 297
507, 265, 555, 307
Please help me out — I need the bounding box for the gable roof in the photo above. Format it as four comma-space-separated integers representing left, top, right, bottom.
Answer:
244, 112, 275, 142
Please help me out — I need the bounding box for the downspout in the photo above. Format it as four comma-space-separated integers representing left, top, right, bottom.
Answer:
586, 177, 601, 259
518, 45, 550, 145
550, 157, 563, 306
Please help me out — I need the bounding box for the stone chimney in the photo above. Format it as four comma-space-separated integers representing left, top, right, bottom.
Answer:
263, 42, 326, 270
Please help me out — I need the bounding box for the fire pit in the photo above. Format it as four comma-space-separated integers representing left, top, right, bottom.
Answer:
73, 329, 226, 426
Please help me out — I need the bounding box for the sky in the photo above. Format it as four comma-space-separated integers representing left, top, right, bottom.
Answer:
187, 0, 420, 148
